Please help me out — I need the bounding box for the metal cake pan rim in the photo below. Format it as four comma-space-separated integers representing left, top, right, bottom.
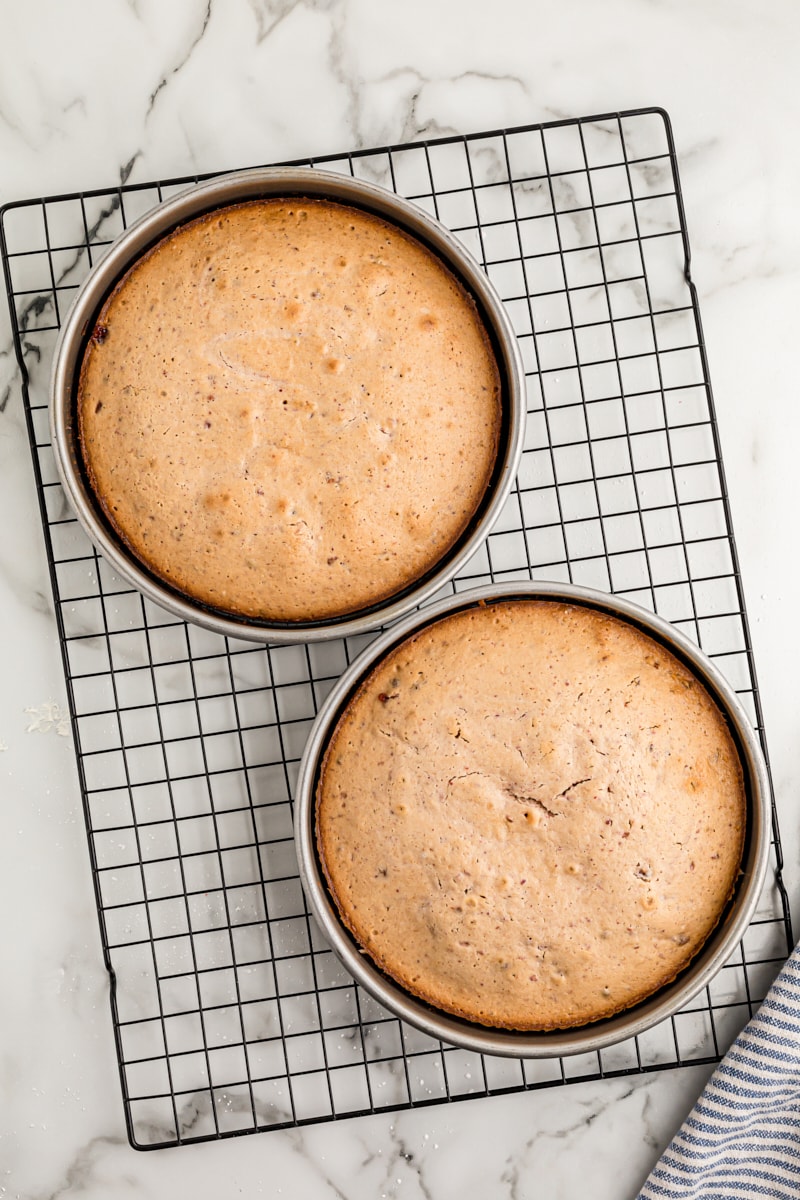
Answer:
49, 165, 526, 644
295, 579, 771, 1058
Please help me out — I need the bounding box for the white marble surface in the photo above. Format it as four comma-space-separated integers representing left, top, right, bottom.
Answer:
1, 1, 799, 1196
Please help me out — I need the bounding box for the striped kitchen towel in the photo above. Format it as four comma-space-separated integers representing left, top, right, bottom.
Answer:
638, 943, 800, 1199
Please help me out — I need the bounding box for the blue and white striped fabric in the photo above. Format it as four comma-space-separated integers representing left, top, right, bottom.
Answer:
639, 944, 800, 1199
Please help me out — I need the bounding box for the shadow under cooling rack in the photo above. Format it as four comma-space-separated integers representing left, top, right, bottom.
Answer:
0, 106, 792, 1149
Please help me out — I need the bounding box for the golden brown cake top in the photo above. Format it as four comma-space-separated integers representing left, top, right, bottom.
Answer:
316, 600, 746, 1031
78, 197, 501, 622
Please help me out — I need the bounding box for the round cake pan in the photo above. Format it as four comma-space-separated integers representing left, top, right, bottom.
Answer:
50, 167, 525, 643
295, 580, 771, 1058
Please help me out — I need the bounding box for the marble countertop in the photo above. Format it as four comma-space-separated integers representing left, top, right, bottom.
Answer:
2, 2, 799, 1196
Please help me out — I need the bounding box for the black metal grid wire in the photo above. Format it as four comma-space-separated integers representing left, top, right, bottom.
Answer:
1, 108, 792, 1150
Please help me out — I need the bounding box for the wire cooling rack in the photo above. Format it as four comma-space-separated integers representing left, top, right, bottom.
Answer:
1, 108, 792, 1150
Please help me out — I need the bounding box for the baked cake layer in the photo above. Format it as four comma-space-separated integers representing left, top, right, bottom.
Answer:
316, 600, 746, 1031
78, 197, 501, 621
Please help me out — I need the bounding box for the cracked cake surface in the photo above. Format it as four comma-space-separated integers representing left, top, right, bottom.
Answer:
77, 197, 501, 622
315, 599, 746, 1030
